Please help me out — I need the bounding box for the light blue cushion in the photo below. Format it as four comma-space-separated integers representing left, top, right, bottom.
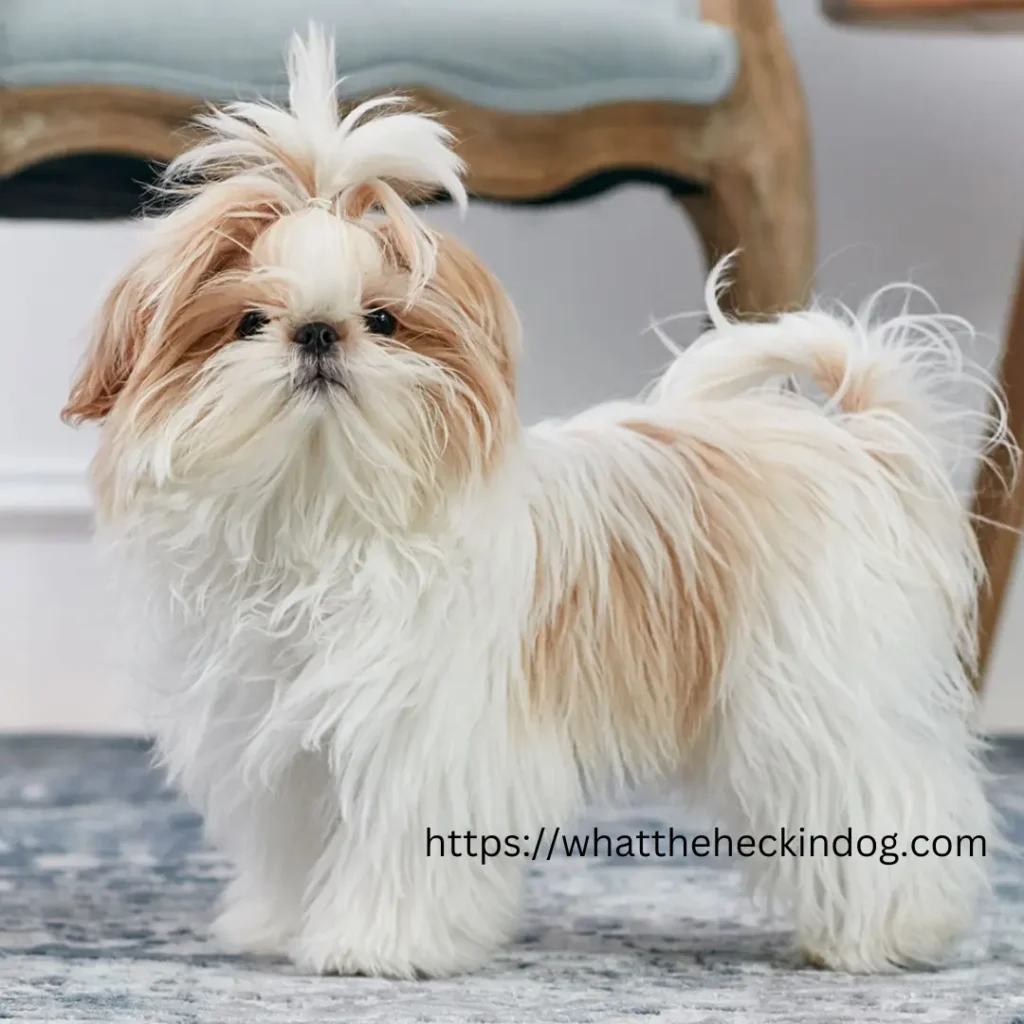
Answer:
1, 0, 739, 113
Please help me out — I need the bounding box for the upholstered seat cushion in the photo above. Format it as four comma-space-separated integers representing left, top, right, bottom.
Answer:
1, 0, 738, 112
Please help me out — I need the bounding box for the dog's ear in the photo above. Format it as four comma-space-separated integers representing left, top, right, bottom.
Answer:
62, 261, 151, 425
62, 183, 279, 426
433, 233, 521, 390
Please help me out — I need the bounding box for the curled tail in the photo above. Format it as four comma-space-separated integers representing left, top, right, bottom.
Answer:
651, 258, 1013, 482
643, 258, 1017, 687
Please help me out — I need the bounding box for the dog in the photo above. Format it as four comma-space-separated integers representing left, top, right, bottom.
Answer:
63, 26, 1009, 978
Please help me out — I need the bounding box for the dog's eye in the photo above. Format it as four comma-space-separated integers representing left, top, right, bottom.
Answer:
237, 310, 269, 338
363, 308, 397, 337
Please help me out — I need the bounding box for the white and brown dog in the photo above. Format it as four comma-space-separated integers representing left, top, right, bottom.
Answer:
64, 27, 1007, 978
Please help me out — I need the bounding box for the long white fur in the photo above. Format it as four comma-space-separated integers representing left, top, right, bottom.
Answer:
87, 29, 1010, 979
171, 27, 467, 213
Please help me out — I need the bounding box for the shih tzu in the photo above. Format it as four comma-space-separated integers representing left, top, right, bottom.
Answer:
63, 27, 1009, 979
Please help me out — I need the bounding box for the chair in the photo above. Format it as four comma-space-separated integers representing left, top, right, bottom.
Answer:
0, 0, 815, 316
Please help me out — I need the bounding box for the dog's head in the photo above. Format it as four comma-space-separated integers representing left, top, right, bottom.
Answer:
64, 27, 520, 531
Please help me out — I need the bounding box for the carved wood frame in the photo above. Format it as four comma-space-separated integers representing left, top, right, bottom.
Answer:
0, 0, 816, 316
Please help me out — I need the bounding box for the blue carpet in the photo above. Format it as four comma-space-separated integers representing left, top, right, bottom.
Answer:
1, 735, 1022, 1023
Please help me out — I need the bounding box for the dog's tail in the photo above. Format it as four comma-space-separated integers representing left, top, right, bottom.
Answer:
650, 257, 1012, 481
646, 258, 1016, 693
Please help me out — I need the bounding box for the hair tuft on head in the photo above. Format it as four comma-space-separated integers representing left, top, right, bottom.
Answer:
164, 23, 467, 215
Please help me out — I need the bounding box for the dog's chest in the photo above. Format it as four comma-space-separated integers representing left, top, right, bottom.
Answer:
169, 539, 515, 704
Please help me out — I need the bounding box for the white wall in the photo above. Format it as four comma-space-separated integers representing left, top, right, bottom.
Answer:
2, 2, 1023, 733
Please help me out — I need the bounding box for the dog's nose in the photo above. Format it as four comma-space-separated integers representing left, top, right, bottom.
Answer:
293, 321, 339, 355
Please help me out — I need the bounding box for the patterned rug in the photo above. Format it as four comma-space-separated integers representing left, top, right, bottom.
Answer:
2, 735, 1022, 1023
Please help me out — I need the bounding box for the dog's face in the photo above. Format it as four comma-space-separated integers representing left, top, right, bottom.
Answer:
63, 36, 520, 531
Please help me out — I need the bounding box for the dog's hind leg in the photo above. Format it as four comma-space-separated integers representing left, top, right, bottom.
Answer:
693, 539, 992, 973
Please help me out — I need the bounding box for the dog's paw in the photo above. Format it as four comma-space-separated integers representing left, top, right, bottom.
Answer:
290, 933, 485, 979
796, 889, 985, 974
212, 902, 293, 958
290, 945, 432, 979
800, 942, 901, 974
799, 927, 961, 974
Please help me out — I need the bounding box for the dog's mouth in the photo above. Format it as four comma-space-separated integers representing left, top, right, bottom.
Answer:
292, 358, 352, 397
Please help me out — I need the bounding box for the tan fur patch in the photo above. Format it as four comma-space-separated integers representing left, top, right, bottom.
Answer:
525, 419, 748, 783
811, 351, 878, 414
62, 180, 281, 427
381, 232, 521, 483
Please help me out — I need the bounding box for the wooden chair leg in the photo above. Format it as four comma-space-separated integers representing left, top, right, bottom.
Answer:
683, 0, 817, 316
972, 244, 1024, 688
680, 151, 816, 316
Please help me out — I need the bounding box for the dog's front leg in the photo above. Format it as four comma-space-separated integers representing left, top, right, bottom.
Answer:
208, 751, 336, 957
290, 822, 526, 978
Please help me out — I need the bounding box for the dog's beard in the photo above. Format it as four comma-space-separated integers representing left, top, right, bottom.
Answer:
123, 332, 482, 539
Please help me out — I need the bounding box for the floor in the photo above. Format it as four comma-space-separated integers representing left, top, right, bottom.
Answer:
2, 735, 1023, 1024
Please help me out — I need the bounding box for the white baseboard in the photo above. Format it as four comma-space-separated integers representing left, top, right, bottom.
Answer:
0, 458, 92, 529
